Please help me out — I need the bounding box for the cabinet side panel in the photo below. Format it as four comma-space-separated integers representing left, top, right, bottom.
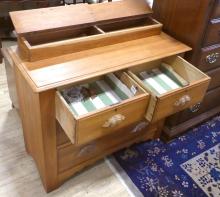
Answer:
14, 66, 58, 192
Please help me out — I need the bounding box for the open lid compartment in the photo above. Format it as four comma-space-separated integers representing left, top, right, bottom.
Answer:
10, 0, 152, 36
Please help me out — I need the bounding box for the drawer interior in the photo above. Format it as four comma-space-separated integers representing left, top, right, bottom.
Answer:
56, 71, 149, 144
128, 56, 210, 122
97, 17, 158, 33
58, 72, 146, 118
129, 56, 208, 97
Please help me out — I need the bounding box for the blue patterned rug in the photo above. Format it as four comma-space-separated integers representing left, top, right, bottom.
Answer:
108, 116, 220, 197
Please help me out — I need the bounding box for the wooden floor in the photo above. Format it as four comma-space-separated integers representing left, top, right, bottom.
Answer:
0, 41, 129, 197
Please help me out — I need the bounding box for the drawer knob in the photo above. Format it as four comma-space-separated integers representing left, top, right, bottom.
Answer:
190, 102, 201, 113
102, 114, 125, 128
174, 95, 191, 107
206, 53, 219, 64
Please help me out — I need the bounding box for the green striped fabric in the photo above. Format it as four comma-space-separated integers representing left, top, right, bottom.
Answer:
63, 74, 133, 116
139, 67, 183, 96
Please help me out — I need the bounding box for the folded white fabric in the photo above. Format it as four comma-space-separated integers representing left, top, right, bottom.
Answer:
139, 68, 182, 95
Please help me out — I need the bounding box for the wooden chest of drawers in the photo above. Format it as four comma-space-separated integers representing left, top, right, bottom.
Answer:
153, 0, 220, 139
2, 0, 210, 192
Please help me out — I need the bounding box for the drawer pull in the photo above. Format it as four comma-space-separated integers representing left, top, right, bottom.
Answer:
78, 144, 96, 157
174, 95, 191, 107
102, 114, 125, 128
190, 102, 201, 113
206, 53, 219, 64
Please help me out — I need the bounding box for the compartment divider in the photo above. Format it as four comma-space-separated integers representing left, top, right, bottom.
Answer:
94, 25, 106, 34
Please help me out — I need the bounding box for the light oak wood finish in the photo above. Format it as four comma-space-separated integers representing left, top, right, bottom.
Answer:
2, 48, 19, 109
2, 1, 210, 192
14, 64, 58, 192
0, 45, 131, 196
18, 17, 162, 61
56, 72, 150, 145
10, 0, 152, 35
7, 32, 191, 92
57, 121, 157, 173
128, 56, 210, 122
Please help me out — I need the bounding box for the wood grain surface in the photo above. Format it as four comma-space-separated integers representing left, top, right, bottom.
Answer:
7, 32, 191, 92
0, 41, 130, 197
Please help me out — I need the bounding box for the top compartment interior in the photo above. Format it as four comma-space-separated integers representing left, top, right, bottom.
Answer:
97, 17, 156, 33
23, 17, 159, 46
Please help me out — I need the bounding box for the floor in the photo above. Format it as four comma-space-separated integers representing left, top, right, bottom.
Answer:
0, 41, 130, 197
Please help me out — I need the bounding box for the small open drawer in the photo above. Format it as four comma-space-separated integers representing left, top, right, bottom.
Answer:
18, 17, 162, 61
97, 17, 159, 33
55, 72, 149, 145
128, 56, 210, 123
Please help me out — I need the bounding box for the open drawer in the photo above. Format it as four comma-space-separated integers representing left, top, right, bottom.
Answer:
55, 72, 149, 145
128, 56, 210, 123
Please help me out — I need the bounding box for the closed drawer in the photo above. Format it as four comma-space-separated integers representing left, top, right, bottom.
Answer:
128, 56, 210, 123
207, 66, 220, 90
167, 86, 220, 125
204, 18, 220, 47
197, 44, 220, 72
211, 0, 220, 19
55, 72, 149, 145
58, 121, 157, 173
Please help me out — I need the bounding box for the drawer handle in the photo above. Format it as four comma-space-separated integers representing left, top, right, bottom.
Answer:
190, 102, 201, 113
102, 114, 125, 128
78, 144, 96, 157
206, 53, 219, 64
174, 95, 191, 107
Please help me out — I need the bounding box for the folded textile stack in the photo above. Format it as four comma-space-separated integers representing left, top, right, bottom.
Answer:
139, 63, 189, 96
62, 73, 134, 116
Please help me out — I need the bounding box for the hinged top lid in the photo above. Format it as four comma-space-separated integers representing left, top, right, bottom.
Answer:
10, 0, 152, 35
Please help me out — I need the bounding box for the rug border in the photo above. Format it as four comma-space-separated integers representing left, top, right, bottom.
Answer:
105, 156, 144, 197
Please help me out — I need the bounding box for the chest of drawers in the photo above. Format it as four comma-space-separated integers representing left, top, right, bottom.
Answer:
153, 0, 220, 139
2, 0, 210, 192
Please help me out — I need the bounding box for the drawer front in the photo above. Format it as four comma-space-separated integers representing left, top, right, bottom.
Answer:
197, 45, 220, 72
58, 121, 157, 172
55, 73, 149, 145
204, 19, 220, 47
207, 66, 220, 90
128, 56, 210, 123
166, 86, 220, 125
77, 96, 148, 145
152, 82, 209, 122
212, 0, 220, 19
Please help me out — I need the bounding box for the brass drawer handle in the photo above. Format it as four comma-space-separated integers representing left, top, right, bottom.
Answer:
174, 95, 191, 107
102, 114, 125, 128
206, 52, 219, 64
190, 102, 201, 113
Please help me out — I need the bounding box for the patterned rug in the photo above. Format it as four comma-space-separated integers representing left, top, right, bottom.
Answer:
107, 116, 220, 197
